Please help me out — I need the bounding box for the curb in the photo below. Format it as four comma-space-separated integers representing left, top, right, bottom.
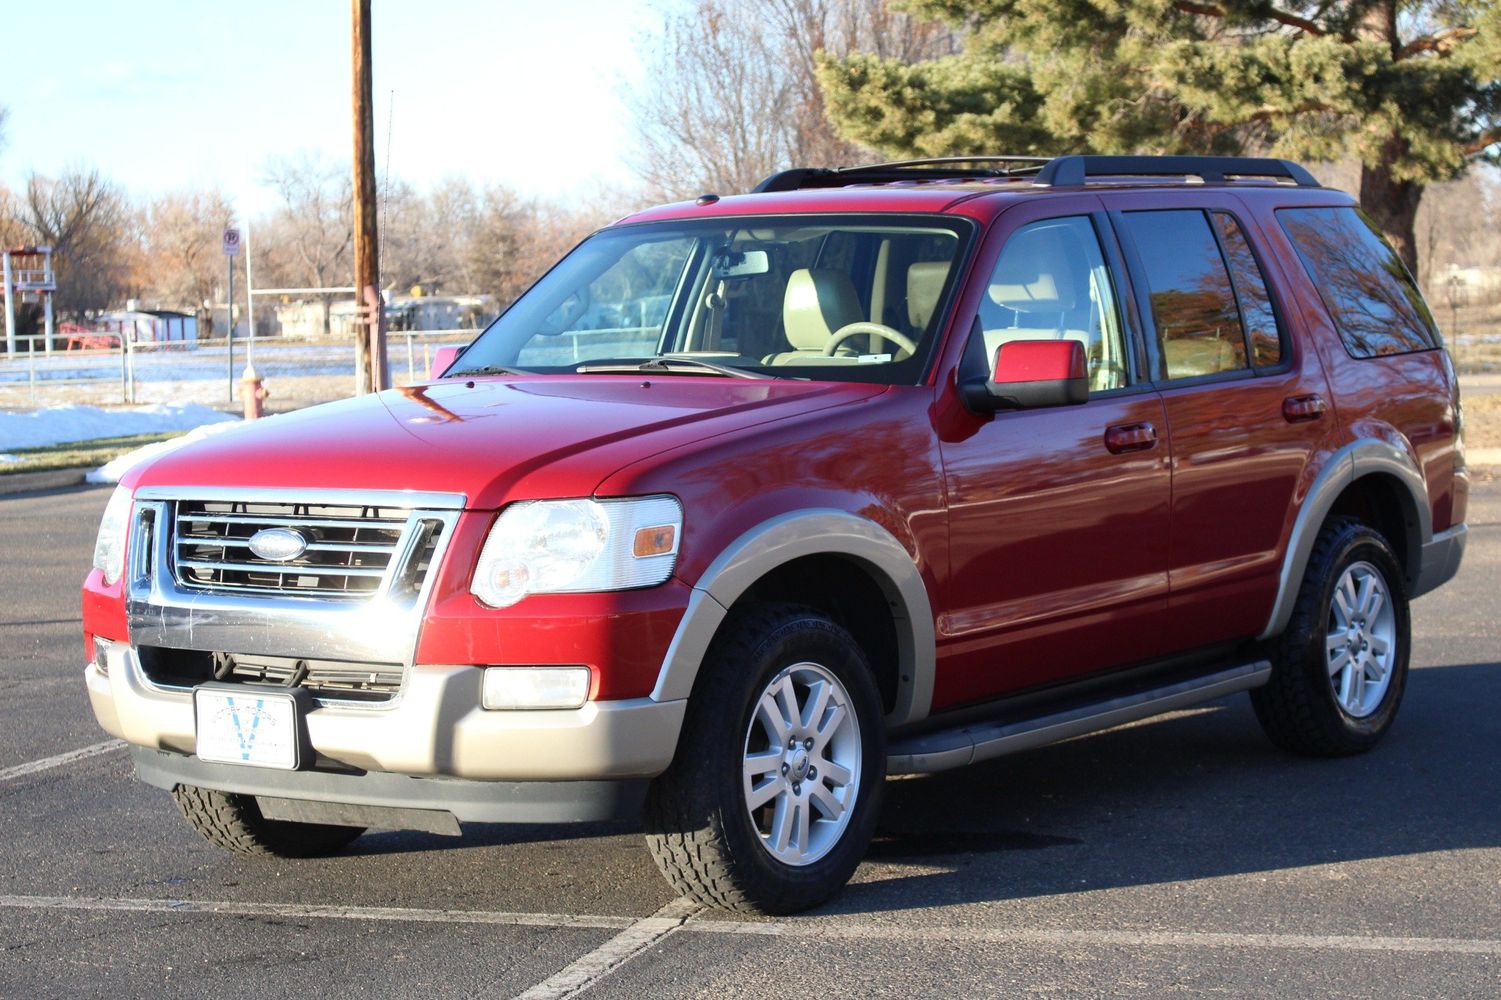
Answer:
0, 467, 94, 497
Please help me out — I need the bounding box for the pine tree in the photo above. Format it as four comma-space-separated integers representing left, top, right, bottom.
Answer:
816, 1, 1501, 273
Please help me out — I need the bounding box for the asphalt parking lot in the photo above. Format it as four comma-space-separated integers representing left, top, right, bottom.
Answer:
1, 482, 1497, 998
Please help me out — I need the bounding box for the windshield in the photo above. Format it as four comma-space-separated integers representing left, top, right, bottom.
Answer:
450, 215, 971, 383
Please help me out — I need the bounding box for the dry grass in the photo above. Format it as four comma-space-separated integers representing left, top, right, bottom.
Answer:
0, 432, 181, 476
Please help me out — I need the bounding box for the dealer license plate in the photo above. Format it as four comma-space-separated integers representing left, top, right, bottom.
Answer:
194, 688, 299, 770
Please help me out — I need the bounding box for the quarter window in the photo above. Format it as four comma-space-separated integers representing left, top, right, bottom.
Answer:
1119, 210, 1248, 381
1213, 213, 1283, 368
1278, 206, 1439, 358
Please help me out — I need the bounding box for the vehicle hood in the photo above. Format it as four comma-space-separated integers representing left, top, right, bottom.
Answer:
126, 376, 886, 508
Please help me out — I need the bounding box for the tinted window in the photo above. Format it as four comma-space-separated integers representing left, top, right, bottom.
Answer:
1120, 210, 1247, 380
1278, 207, 1439, 358
1213, 213, 1283, 368
980, 216, 1129, 392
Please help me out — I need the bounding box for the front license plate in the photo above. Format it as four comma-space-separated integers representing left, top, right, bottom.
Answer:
194, 689, 299, 770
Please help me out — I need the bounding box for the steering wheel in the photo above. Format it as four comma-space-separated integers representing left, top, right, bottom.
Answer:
823, 322, 919, 358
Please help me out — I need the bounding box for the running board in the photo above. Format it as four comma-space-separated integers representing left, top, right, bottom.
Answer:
887, 660, 1271, 775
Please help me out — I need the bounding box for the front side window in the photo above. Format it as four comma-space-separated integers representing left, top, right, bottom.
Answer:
979, 216, 1129, 392
453, 216, 971, 385
1277, 206, 1439, 358
1119, 209, 1248, 381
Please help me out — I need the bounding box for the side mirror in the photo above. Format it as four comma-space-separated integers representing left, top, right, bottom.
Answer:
430, 345, 463, 379
961, 339, 1088, 413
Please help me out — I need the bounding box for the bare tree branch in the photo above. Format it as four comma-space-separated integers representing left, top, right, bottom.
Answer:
1171, 2, 1326, 36
1398, 26, 1479, 60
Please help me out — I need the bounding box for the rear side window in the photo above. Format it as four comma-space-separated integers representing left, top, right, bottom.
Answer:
1278, 207, 1439, 358
1119, 210, 1247, 380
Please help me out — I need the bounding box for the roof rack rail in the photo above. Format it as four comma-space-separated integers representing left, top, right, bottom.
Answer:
753, 156, 1050, 193
1032, 155, 1319, 188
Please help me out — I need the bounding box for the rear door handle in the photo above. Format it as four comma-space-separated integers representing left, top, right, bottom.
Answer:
1282, 394, 1327, 423
1105, 422, 1158, 454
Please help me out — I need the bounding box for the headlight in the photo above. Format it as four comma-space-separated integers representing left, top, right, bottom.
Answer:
470, 496, 682, 608
92, 486, 133, 585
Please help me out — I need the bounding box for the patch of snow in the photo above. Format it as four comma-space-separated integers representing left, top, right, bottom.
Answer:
0, 403, 237, 450
0, 453, 22, 464
86, 419, 253, 485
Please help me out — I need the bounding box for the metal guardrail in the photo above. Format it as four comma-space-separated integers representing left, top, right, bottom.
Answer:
0, 330, 480, 408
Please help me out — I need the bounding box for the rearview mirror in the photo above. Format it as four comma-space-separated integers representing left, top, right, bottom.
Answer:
960, 339, 1088, 412
711, 249, 770, 279
430, 345, 462, 379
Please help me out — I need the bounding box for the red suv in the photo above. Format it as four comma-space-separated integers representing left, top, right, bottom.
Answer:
83, 155, 1466, 913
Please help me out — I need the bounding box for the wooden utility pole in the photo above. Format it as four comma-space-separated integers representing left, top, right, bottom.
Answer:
352, 0, 388, 393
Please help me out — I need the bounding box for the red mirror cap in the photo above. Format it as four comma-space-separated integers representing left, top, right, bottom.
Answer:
992, 340, 1086, 383
430, 345, 462, 379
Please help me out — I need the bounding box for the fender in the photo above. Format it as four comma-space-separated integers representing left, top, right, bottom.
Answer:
650, 509, 936, 727
1259, 437, 1431, 640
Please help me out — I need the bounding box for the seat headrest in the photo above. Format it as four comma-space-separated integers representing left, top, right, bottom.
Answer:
783, 269, 864, 351
907, 261, 950, 330
988, 225, 1080, 312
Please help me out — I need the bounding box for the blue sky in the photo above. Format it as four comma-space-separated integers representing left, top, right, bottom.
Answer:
0, 0, 664, 217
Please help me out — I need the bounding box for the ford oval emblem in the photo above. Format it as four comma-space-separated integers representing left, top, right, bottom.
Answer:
247, 527, 309, 562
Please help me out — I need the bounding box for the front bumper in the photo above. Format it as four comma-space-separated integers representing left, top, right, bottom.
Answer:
85, 641, 686, 783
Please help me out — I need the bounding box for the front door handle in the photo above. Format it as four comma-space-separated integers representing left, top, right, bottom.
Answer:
1105, 422, 1158, 454
1283, 394, 1327, 423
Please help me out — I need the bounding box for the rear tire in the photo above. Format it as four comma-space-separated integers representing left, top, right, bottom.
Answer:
1252, 517, 1410, 756
643, 603, 885, 914
171, 784, 364, 857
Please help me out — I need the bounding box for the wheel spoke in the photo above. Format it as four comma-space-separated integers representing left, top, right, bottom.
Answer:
769, 796, 793, 854
774, 677, 801, 735
1354, 572, 1375, 619
745, 778, 782, 812
1327, 649, 1353, 678
1365, 586, 1385, 625
814, 704, 847, 749
743, 749, 783, 780
1350, 661, 1367, 708
793, 802, 811, 859
1337, 662, 1356, 709
800, 679, 832, 734
1326, 633, 1349, 657
1333, 579, 1356, 627
755, 693, 790, 746
1365, 654, 1388, 683
809, 781, 844, 820
817, 757, 853, 787
1368, 633, 1390, 658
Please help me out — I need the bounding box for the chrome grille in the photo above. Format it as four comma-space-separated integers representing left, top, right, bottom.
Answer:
171, 499, 440, 600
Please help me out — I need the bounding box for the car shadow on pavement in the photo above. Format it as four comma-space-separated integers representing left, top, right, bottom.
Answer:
831, 659, 1501, 916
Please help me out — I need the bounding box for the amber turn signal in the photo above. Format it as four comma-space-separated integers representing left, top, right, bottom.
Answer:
633, 524, 677, 557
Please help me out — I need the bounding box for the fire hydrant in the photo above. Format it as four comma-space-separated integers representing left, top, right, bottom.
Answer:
240, 364, 269, 420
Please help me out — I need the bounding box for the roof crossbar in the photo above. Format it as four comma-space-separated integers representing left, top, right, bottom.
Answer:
1032, 155, 1320, 188
750, 154, 1320, 194
753, 156, 1051, 193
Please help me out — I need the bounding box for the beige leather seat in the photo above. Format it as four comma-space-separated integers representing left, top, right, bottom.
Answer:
765, 268, 865, 365
982, 226, 1091, 361
907, 261, 950, 332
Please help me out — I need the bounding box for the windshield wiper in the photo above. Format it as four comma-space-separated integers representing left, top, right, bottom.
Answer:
575, 357, 773, 380
447, 364, 529, 377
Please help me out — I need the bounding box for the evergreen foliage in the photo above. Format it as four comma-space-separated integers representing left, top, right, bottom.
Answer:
817, 1, 1501, 270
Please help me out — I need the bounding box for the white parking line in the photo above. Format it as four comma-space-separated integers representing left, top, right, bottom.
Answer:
0, 894, 633, 931
0, 893, 1497, 959
0, 739, 125, 784
512, 897, 703, 1000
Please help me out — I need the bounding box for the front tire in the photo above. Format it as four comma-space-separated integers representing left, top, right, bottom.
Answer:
171, 784, 365, 857
643, 604, 885, 914
1252, 517, 1410, 756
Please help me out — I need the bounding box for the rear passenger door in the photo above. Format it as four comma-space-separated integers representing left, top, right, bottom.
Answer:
1102, 192, 1337, 649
